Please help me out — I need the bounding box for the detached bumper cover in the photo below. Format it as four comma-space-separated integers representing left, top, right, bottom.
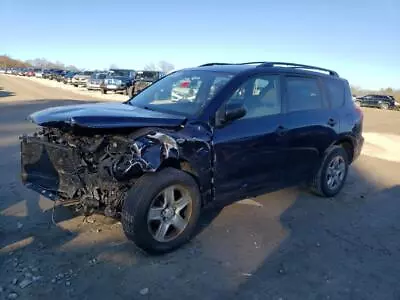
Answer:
20, 136, 82, 199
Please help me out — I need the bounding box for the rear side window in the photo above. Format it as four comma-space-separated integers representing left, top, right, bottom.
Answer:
324, 79, 345, 108
286, 77, 323, 112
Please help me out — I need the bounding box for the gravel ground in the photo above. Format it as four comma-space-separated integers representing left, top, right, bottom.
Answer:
1, 74, 400, 300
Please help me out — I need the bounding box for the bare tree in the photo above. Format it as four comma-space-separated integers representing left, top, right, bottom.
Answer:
143, 61, 174, 73
65, 65, 79, 71
158, 61, 174, 73
143, 62, 157, 71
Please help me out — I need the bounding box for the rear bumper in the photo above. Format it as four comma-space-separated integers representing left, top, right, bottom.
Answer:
353, 136, 364, 161
72, 80, 87, 86
20, 136, 82, 200
104, 85, 128, 91
87, 84, 102, 90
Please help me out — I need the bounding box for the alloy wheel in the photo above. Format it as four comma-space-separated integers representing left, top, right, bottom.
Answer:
147, 185, 193, 242
326, 156, 346, 190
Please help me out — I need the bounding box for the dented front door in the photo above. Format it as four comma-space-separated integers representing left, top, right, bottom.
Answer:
213, 114, 286, 204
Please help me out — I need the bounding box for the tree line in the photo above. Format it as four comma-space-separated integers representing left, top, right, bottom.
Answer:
0, 55, 175, 74
0, 55, 79, 70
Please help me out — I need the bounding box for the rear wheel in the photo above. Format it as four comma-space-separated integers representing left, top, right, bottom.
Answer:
310, 146, 349, 197
380, 102, 389, 110
121, 168, 201, 254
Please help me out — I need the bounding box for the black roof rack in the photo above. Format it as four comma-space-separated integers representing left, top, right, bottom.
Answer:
198, 61, 339, 77
198, 63, 232, 67
256, 62, 339, 77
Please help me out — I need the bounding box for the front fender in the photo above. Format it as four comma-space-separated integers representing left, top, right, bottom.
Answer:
117, 125, 214, 205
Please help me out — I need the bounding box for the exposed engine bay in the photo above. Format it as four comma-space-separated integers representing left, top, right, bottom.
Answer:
21, 127, 179, 217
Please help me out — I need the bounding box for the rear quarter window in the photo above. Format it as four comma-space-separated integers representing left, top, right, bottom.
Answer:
286, 77, 323, 112
324, 79, 345, 108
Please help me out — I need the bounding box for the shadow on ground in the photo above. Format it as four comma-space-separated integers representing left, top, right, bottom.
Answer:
1, 98, 400, 300
0, 89, 15, 98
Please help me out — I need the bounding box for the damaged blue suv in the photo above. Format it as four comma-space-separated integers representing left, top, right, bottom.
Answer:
21, 62, 364, 253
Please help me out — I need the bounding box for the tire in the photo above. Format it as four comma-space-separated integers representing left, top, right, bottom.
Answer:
121, 167, 201, 254
380, 102, 389, 110
128, 86, 135, 98
73, 84, 78, 87
101, 89, 107, 94
310, 145, 349, 197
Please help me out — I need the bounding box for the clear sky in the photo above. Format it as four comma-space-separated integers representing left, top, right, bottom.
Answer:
1, 0, 399, 89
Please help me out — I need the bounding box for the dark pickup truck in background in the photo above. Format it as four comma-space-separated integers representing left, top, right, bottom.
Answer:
128, 70, 165, 97
100, 69, 135, 94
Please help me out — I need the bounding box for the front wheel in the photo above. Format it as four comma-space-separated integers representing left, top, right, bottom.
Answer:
121, 168, 201, 254
310, 146, 349, 197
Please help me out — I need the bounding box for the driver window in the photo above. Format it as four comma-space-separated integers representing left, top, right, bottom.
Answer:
226, 75, 281, 119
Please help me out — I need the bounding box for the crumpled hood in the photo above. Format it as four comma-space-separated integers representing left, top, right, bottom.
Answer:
28, 102, 186, 129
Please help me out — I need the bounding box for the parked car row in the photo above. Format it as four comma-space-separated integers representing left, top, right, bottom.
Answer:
2, 67, 166, 98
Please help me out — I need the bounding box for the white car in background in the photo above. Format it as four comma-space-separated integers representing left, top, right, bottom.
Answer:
34, 69, 44, 78
72, 71, 94, 87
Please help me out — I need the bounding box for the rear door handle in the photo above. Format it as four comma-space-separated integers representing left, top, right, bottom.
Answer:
275, 125, 288, 136
327, 118, 337, 127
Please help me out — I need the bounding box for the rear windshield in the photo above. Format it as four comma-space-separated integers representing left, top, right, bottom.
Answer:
91, 73, 107, 79
109, 70, 133, 77
135, 71, 158, 81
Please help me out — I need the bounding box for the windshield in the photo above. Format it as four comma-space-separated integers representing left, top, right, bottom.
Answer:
128, 70, 234, 116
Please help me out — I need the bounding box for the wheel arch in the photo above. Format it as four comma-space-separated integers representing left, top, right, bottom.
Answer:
157, 158, 211, 205
334, 137, 355, 163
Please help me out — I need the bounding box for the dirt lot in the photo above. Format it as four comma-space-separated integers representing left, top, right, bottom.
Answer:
1, 74, 400, 300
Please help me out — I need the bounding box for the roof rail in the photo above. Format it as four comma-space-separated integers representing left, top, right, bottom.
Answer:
198, 63, 232, 67
257, 62, 339, 77
198, 62, 339, 77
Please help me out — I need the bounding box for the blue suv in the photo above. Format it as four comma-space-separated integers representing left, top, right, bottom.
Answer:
21, 62, 364, 253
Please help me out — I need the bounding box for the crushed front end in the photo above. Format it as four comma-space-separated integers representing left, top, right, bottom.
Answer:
20, 127, 160, 216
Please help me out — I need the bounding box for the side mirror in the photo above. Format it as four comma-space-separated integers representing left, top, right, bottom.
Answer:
223, 103, 246, 123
